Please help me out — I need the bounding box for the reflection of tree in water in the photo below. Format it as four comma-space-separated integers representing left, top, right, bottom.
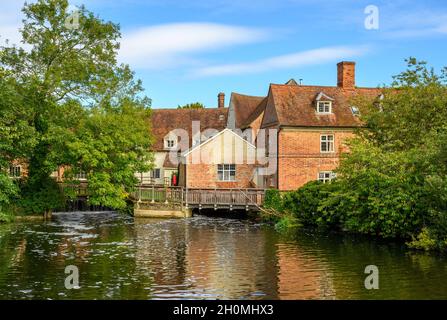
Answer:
0, 213, 153, 299
277, 230, 447, 299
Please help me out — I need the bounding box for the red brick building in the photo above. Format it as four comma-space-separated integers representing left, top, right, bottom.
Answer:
151, 61, 382, 191
234, 61, 382, 190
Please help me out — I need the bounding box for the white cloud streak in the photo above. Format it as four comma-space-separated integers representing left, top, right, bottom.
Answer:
193, 45, 370, 77
119, 23, 269, 69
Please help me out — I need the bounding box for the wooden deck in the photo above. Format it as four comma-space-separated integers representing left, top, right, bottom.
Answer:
131, 186, 265, 211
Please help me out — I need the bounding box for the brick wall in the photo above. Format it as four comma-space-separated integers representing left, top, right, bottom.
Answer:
185, 162, 255, 189
277, 129, 354, 190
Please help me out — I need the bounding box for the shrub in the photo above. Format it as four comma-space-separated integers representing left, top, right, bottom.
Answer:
282, 181, 339, 227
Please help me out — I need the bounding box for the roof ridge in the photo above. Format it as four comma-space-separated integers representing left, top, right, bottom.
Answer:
231, 92, 265, 99
269, 83, 381, 90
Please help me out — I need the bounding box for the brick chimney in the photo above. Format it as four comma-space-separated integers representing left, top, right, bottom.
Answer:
337, 61, 355, 89
218, 92, 225, 108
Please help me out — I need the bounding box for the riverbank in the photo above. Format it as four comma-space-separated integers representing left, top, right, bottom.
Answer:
262, 187, 447, 253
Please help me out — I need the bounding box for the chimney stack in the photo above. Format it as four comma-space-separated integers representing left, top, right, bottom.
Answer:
218, 92, 225, 108
337, 61, 355, 89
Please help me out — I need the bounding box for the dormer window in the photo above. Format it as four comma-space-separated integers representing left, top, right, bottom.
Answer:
317, 101, 332, 113
350, 106, 360, 116
164, 133, 177, 150
315, 92, 334, 114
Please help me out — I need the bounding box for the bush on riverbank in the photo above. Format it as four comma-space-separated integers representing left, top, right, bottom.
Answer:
0, 210, 14, 223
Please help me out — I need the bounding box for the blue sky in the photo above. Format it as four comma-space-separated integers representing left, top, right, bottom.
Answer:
1, 0, 447, 108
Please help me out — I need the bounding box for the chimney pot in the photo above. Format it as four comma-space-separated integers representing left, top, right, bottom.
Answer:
218, 92, 225, 108
337, 61, 356, 89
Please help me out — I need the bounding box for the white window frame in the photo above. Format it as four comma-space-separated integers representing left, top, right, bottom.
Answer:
320, 134, 335, 153
9, 165, 21, 178
164, 138, 177, 150
217, 164, 236, 182
317, 101, 332, 114
318, 171, 336, 183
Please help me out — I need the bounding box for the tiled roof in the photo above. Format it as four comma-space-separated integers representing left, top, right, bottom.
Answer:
267, 84, 382, 127
241, 97, 268, 128
151, 108, 228, 151
163, 153, 178, 168
230, 93, 265, 128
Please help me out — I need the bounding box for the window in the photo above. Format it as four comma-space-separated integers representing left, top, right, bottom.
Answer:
9, 165, 21, 178
350, 106, 360, 116
75, 171, 87, 180
217, 164, 236, 181
317, 101, 332, 113
165, 138, 176, 149
321, 134, 334, 153
318, 171, 336, 183
151, 168, 161, 179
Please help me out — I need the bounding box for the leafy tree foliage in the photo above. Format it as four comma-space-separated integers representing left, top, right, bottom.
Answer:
0, 0, 152, 214
177, 102, 205, 109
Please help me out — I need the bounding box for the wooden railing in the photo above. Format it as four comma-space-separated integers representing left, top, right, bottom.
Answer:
131, 186, 265, 209
60, 183, 266, 210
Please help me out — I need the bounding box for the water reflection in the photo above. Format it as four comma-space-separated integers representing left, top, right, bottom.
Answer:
0, 212, 446, 300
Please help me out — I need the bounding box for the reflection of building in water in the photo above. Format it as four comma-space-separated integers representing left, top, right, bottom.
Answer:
133, 218, 335, 300
134, 219, 189, 288
185, 226, 279, 299
275, 243, 335, 300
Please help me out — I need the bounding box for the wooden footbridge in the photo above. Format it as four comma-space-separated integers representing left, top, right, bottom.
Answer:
131, 186, 266, 212
61, 183, 266, 217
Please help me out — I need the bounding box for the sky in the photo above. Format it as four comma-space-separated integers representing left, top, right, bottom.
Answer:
1, 0, 447, 108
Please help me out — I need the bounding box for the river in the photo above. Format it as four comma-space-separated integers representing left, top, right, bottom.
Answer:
0, 211, 446, 300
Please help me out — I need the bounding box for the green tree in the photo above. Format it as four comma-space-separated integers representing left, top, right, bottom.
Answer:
0, 73, 36, 217
177, 102, 205, 109
0, 0, 152, 214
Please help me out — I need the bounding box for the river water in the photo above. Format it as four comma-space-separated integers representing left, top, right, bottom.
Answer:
0, 211, 446, 300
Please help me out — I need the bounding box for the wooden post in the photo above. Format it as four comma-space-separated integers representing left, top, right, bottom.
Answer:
151, 185, 155, 203
164, 185, 168, 204
181, 187, 184, 211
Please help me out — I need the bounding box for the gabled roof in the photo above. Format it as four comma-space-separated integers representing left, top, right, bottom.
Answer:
151, 108, 228, 151
285, 78, 299, 86
240, 97, 268, 128
182, 128, 256, 157
266, 84, 382, 128
229, 93, 265, 128
315, 91, 335, 101
163, 153, 178, 168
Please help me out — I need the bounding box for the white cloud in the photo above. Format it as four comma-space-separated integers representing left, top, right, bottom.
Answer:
118, 23, 268, 69
380, 7, 447, 39
193, 45, 370, 77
